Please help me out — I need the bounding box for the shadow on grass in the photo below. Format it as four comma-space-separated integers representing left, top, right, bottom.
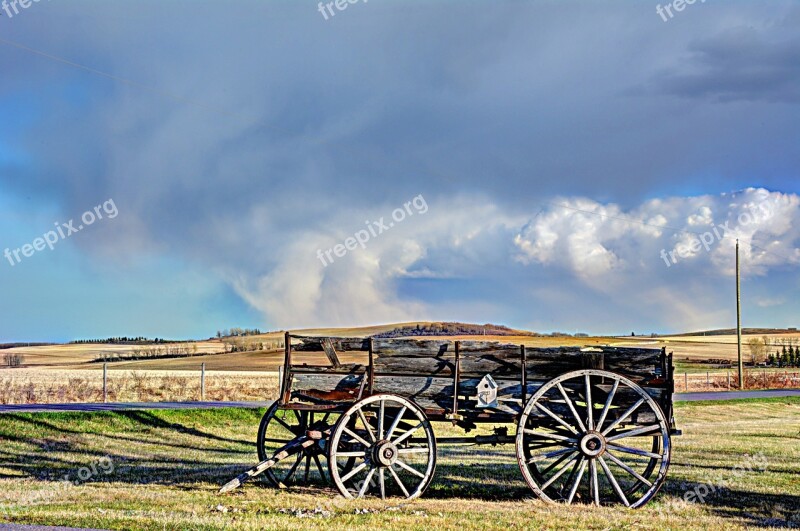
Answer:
661, 481, 800, 528
0, 410, 263, 486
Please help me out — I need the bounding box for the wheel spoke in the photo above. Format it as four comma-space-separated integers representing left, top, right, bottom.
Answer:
340, 461, 368, 483
527, 447, 574, 464
589, 459, 600, 505
272, 415, 295, 434
596, 379, 619, 433
541, 452, 580, 490
388, 465, 410, 497
313, 453, 326, 480
557, 382, 587, 433
395, 458, 426, 479
607, 443, 662, 460
378, 400, 385, 440
379, 468, 386, 500
343, 427, 371, 447
336, 451, 367, 457
601, 398, 644, 436
386, 406, 408, 440
283, 453, 303, 485
604, 450, 653, 487
606, 424, 661, 442
523, 429, 578, 444
585, 374, 594, 431
303, 455, 311, 483
599, 456, 630, 507
357, 468, 376, 498
541, 449, 577, 475
566, 458, 586, 504
534, 402, 580, 434
398, 446, 429, 454
393, 422, 423, 445
357, 409, 376, 443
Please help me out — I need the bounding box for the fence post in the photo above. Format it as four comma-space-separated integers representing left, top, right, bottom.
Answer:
727, 370, 731, 390
684, 372, 688, 392
763, 369, 768, 389
706, 371, 710, 386
103, 363, 108, 403
201, 363, 206, 401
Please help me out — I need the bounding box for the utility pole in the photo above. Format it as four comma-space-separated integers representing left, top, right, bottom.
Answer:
736, 239, 744, 389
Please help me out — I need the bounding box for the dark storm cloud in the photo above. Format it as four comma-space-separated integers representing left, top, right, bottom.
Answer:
654, 26, 800, 103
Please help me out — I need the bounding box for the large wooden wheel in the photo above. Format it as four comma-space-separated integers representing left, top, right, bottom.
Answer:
256, 403, 334, 488
328, 394, 437, 499
516, 370, 671, 508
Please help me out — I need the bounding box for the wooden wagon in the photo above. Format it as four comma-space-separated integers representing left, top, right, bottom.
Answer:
221, 332, 679, 508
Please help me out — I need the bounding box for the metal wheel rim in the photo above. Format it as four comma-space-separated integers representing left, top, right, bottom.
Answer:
328, 394, 437, 500
516, 369, 671, 508
256, 403, 333, 488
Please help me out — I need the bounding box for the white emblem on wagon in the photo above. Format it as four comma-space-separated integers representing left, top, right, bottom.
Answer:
476, 374, 498, 408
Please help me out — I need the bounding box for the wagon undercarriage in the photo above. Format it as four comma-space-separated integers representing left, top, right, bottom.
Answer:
221, 333, 678, 508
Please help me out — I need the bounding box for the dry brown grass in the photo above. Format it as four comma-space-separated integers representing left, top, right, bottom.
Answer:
0, 370, 279, 405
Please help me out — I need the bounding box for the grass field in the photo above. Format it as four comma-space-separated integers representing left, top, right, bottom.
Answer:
0, 398, 798, 530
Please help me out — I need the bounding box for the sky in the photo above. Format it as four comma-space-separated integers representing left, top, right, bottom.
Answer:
1, 0, 799, 342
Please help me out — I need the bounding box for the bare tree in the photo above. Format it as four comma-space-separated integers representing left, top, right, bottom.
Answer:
748, 337, 767, 365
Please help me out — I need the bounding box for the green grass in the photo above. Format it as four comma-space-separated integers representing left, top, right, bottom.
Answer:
1, 399, 799, 530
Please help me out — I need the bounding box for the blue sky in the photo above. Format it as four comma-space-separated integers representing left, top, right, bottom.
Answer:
1, 1, 799, 342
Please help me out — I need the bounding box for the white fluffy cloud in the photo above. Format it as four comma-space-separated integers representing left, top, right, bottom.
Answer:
224, 188, 799, 331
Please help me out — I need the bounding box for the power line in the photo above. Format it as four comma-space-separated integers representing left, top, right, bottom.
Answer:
0, 36, 229, 117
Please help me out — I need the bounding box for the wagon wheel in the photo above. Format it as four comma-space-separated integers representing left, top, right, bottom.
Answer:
516, 369, 671, 508
256, 403, 334, 487
328, 394, 437, 500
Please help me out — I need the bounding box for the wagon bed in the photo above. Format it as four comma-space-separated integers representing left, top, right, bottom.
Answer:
221, 332, 678, 508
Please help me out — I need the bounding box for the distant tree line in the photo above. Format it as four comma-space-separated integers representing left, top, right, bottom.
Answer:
94, 343, 199, 363
71, 337, 169, 344
373, 322, 536, 338
216, 327, 263, 339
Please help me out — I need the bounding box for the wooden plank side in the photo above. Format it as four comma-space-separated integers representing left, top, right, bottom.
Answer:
292, 336, 370, 352
371, 339, 453, 358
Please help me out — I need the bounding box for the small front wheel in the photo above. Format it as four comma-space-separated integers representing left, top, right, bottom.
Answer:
328, 394, 437, 499
256, 403, 334, 488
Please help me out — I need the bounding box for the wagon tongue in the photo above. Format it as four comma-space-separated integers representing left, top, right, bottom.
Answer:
219, 435, 315, 494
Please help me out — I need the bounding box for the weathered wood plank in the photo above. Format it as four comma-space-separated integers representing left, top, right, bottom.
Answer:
321, 338, 341, 368
291, 336, 371, 352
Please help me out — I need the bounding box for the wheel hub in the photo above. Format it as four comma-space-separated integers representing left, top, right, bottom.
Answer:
372, 440, 399, 467
579, 431, 606, 458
